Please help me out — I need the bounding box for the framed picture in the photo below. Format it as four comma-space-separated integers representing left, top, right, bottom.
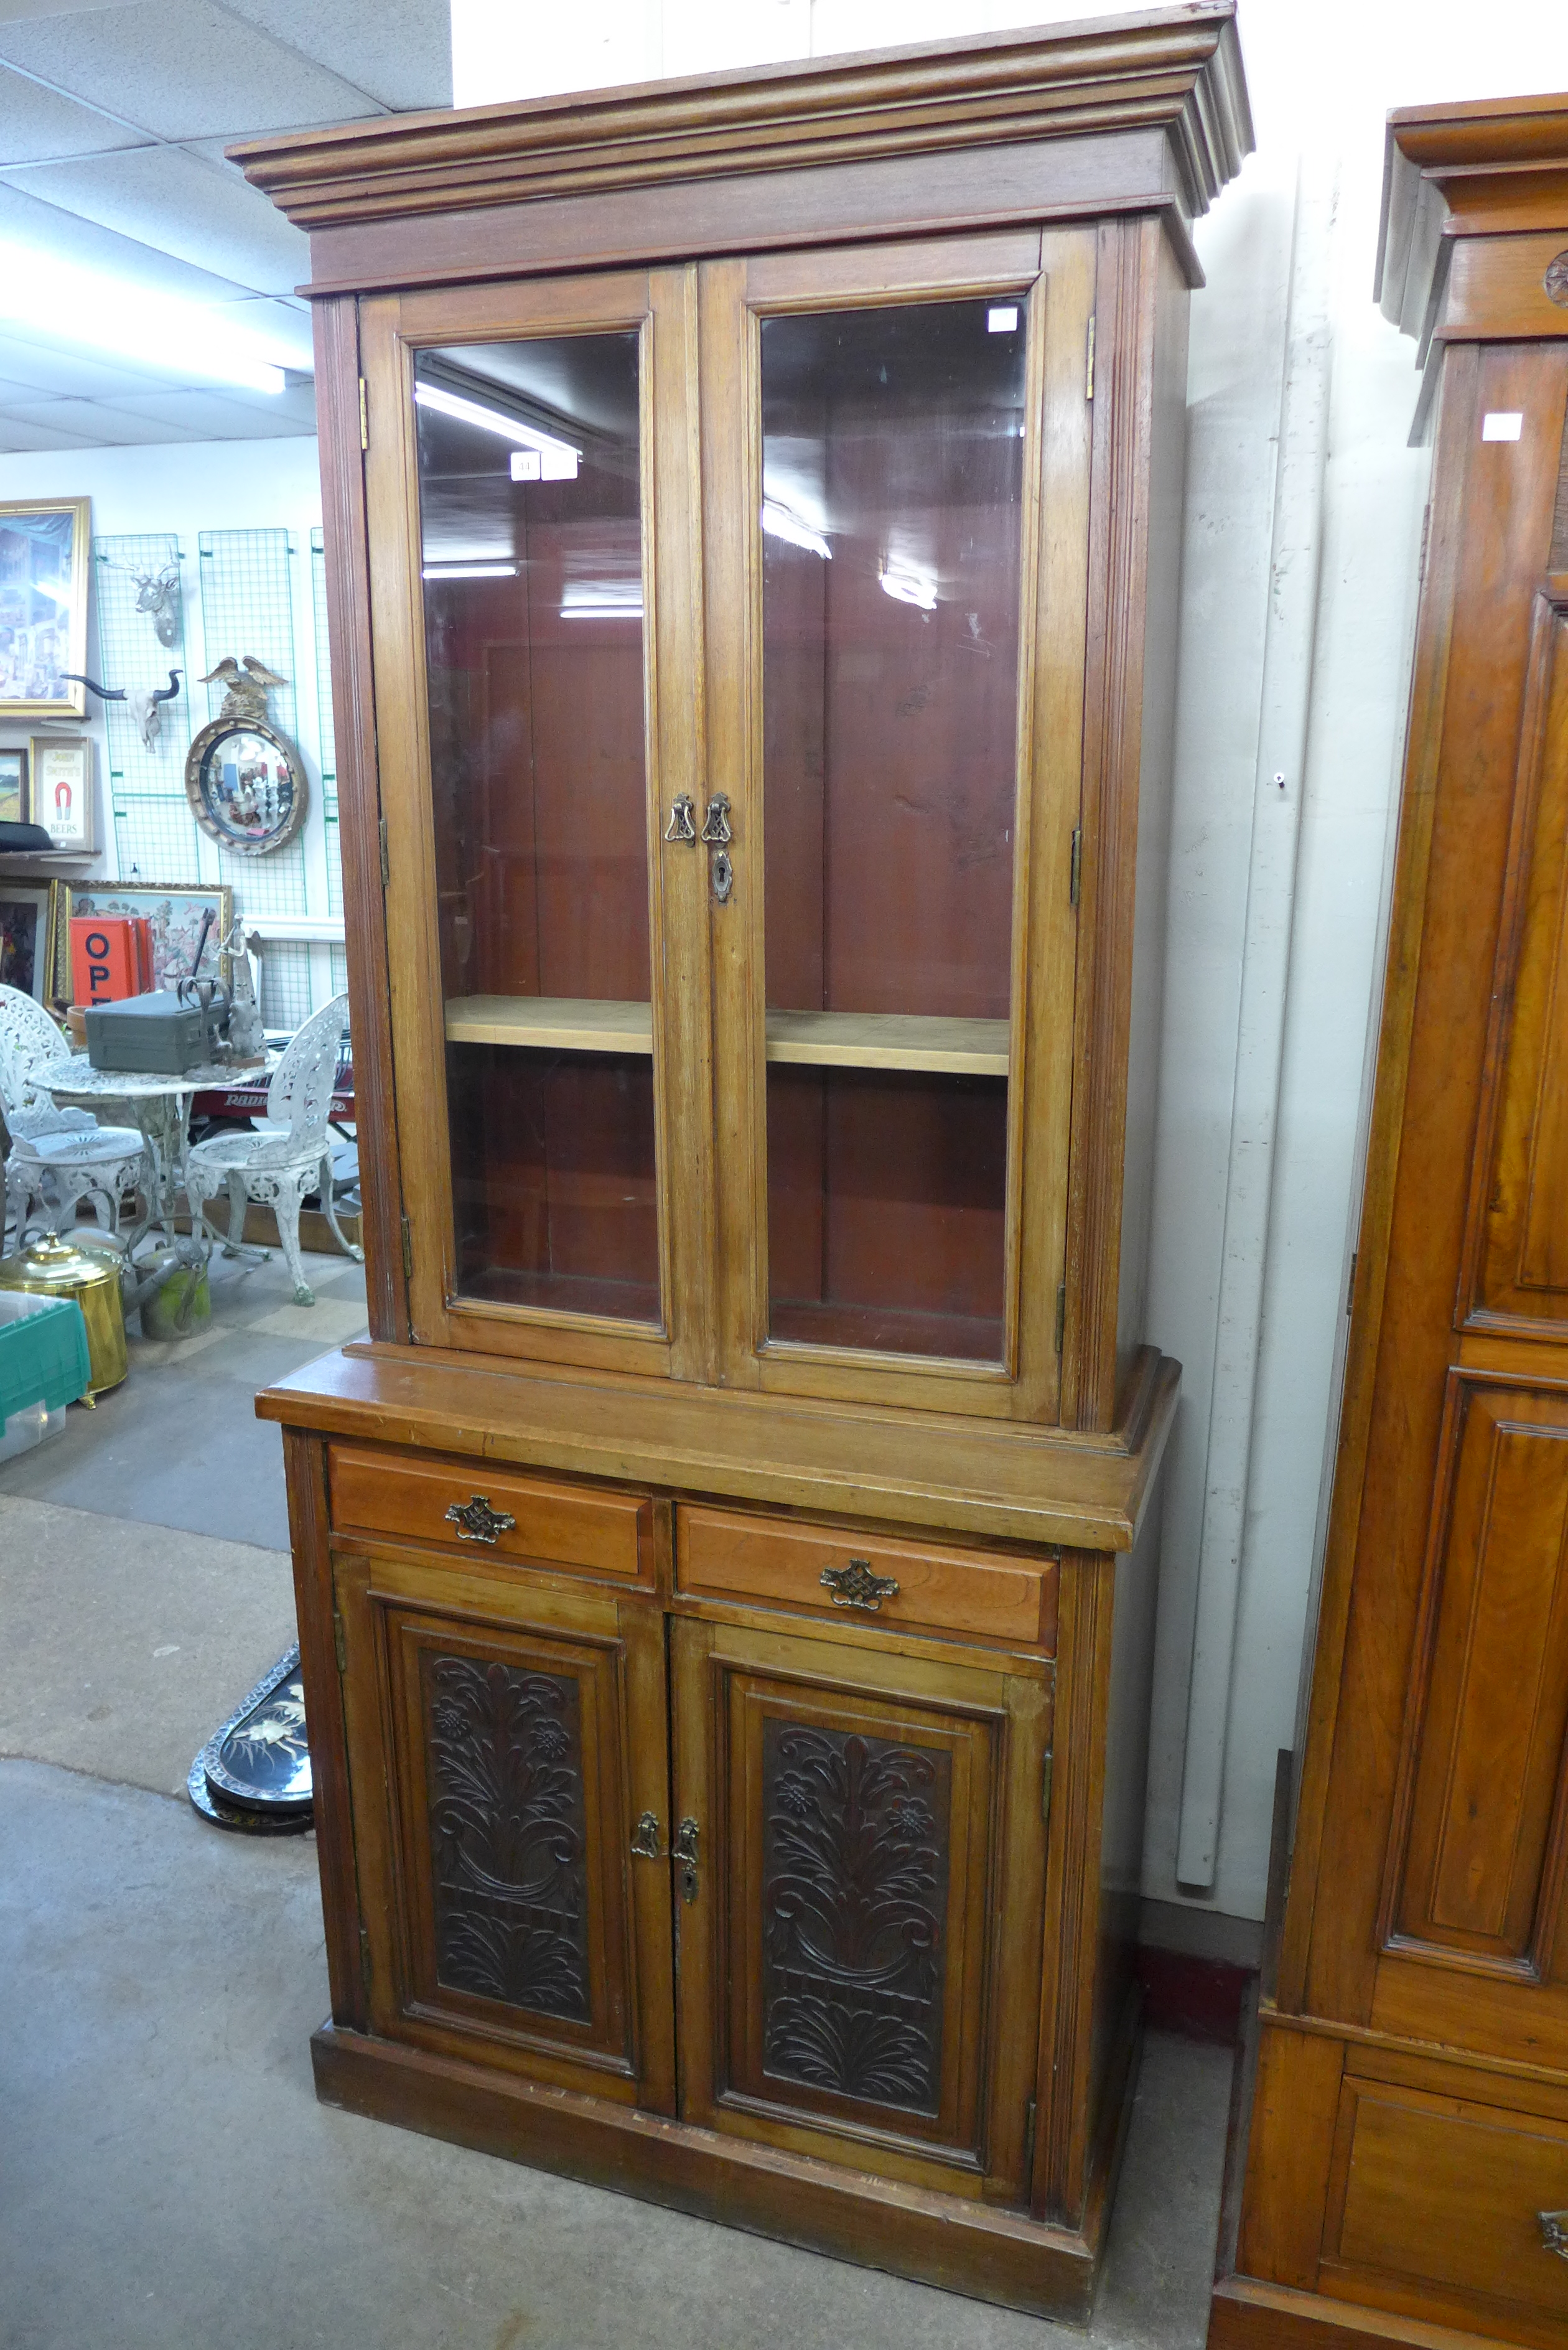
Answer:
0, 746, 25, 826
28, 736, 94, 852
59, 881, 233, 998
0, 879, 60, 1004
0, 499, 91, 719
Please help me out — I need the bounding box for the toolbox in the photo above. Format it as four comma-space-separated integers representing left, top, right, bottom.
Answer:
85, 990, 222, 1075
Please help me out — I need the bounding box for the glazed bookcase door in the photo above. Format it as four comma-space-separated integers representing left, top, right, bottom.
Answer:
669, 1613, 1050, 2199
701, 230, 1094, 1420
334, 1547, 677, 2112
362, 267, 713, 1379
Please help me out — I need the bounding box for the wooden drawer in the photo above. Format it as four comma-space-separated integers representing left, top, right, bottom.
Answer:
1325, 2074, 1568, 2326
676, 1504, 1055, 1647
328, 1445, 650, 1581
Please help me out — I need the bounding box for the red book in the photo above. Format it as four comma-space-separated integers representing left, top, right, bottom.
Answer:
70, 914, 140, 1007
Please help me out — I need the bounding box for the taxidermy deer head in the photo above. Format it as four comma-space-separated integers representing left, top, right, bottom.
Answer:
102, 555, 183, 648
60, 668, 183, 749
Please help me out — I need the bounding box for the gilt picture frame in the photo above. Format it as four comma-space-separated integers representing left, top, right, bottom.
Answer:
0, 499, 91, 719
58, 879, 233, 997
0, 745, 25, 826
0, 879, 61, 1004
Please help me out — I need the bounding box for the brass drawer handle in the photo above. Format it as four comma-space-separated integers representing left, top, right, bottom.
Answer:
630, 1811, 663, 1860
1541, 2211, 1568, 2259
665, 793, 696, 843
443, 1494, 517, 1545
820, 1557, 900, 1612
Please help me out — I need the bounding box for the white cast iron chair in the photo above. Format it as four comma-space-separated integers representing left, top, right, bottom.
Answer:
0, 983, 149, 1253
184, 992, 362, 1304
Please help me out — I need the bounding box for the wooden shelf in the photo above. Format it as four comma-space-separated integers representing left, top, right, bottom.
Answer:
444, 998, 1010, 1075
765, 1009, 1009, 1077
446, 996, 653, 1051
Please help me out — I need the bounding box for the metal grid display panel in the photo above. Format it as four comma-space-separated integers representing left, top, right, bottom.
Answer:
311, 529, 343, 919
92, 535, 201, 885
197, 529, 307, 920
259, 940, 313, 1030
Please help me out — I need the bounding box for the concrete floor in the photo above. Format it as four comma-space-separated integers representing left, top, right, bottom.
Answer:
0, 1240, 1235, 2349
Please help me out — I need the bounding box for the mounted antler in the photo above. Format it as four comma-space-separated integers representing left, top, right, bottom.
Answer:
58, 671, 126, 704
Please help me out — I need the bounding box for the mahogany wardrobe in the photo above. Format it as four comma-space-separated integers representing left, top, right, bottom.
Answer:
1213, 90, 1568, 2350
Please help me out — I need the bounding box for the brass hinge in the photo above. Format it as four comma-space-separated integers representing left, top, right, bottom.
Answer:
1054, 1282, 1066, 1357
401, 1212, 413, 1284
359, 1923, 372, 1991
1346, 1250, 1358, 1318
1042, 1749, 1055, 1825
1069, 826, 1083, 906
1085, 314, 1096, 402
332, 1605, 347, 1674
1024, 2094, 1038, 2176
378, 813, 389, 889
358, 375, 369, 452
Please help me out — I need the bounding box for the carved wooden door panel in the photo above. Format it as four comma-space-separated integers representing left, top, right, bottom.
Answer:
334, 1548, 676, 2112
1370, 574, 1568, 2062
670, 1614, 1050, 2201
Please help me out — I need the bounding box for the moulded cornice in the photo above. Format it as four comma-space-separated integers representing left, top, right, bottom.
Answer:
1378, 91, 1568, 342
231, 4, 1251, 238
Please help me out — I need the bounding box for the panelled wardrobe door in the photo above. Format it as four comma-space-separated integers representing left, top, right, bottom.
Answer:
360, 266, 713, 1381
701, 228, 1094, 1421
669, 1612, 1051, 2200
334, 1547, 676, 2114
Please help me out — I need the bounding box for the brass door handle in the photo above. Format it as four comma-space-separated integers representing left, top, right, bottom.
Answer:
673, 1816, 700, 1903
443, 1495, 516, 1545
630, 1811, 663, 1860
820, 1557, 899, 1611
665, 794, 696, 843
1540, 2211, 1568, 2259
701, 795, 733, 902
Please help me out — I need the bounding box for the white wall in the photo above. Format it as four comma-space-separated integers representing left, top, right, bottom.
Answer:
448, 0, 1568, 1925
0, 438, 336, 1014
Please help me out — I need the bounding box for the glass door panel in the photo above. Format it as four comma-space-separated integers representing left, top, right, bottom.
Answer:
760, 299, 1027, 1362
415, 330, 660, 1323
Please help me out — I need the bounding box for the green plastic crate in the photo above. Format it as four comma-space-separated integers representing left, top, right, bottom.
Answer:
0, 1291, 92, 1425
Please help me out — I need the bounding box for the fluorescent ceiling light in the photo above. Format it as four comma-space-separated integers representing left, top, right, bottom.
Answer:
761, 499, 831, 559
0, 240, 296, 395
879, 563, 938, 612
561, 579, 643, 620
423, 561, 518, 580
413, 380, 580, 478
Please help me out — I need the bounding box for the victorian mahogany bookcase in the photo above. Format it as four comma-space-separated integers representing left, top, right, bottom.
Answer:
1211, 93, 1568, 2350
237, 11, 1249, 2317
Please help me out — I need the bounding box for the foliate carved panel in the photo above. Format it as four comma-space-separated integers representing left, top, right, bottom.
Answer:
760, 1721, 951, 2114
422, 1654, 590, 2021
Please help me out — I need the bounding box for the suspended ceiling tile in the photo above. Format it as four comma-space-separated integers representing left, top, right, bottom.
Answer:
0, 395, 185, 445
0, 0, 385, 143
2, 143, 310, 296
219, 0, 451, 113
0, 177, 264, 304
206, 295, 315, 371
0, 329, 203, 401
0, 62, 149, 165
0, 411, 104, 449
97, 385, 317, 437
